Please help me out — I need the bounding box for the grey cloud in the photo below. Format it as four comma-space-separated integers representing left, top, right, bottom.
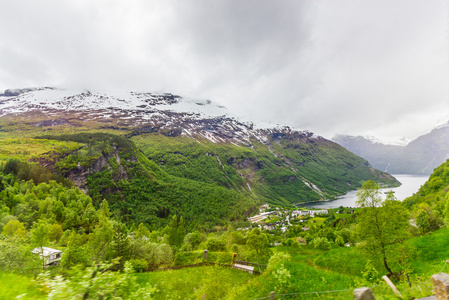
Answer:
0, 0, 447, 140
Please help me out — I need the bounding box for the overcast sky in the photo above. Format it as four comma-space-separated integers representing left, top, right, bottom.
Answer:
0, 0, 448, 140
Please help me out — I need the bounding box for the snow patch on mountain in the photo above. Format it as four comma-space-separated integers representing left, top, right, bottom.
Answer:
364, 135, 410, 146
336, 134, 409, 147
435, 120, 449, 130
0, 87, 323, 145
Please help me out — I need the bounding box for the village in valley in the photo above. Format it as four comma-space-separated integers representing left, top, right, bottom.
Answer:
247, 203, 330, 232
248, 203, 354, 232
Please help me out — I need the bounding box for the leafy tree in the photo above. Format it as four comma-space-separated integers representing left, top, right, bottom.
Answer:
61, 231, 90, 269
356, 181, 411, 276
335, 235, 345, 247
89, 200, 114, 263
183, 231, 202, 250
0, 238, 41, 275
155, 244, 173, 268
246, 228, 271, 270
48, 223, 64, 243
2, 219, 26, 237
304, 233, 313, 244
206, 237, 226, 251
135, 222, 151, 239
356, 180, 382, 208
313, 237, 331, 250
30, 220, 50, 268
166, 215, 186, 250
107, 222, 131, 270
416, 209, 430, 234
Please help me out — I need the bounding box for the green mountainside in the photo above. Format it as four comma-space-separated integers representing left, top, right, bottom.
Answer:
4, 89, 449, 300
403, 158, 449, 224
0, 88, 398, 229
0, 129, 398, 229
132, 131, 397, 206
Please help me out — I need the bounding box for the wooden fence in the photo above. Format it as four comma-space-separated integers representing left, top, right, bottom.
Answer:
147, 260, 262, 274
233, 260, 267, 267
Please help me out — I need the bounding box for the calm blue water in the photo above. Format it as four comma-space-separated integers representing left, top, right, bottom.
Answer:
302, 174, 430, 209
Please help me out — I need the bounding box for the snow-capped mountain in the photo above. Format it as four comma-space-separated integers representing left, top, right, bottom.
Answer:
0, 87, 401, 203
0, 87, 319, 145
362, 135, 410, 147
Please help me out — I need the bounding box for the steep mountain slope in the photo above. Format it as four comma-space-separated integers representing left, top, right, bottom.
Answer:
402, 158, 449, 233
0, 88, 398, 227
334, 125, 449, 174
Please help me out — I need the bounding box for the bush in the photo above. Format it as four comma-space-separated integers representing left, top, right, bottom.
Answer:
304, 233, 313, 244
206, 238, 226, 252
335, 235, 345, 247
128, 258, 148, 273
313, 237, 331, 250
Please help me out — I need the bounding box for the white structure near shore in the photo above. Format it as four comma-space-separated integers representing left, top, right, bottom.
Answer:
31, 247, 63, 266
291, 210, 328, 218
248, 211, 277, 223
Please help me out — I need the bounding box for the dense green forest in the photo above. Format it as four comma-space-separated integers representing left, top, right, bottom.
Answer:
1, 155, 449, 298
1, 124, 445, 299
0, 126, 398, 230
132, 132, 398, 206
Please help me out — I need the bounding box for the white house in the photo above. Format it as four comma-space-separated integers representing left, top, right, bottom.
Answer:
292, 210, 329, 218
31, 247, 63, 266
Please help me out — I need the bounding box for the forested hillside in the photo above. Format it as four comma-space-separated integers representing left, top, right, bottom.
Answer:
0, 88, 414, 299
0, 88, 399, 228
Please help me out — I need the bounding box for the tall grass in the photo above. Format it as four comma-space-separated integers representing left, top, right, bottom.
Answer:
135, 265, 252, 299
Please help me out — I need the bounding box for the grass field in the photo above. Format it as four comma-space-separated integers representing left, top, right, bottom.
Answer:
135, 265, 252, 299
0, 138, 81, 162
0, 273, 45, 300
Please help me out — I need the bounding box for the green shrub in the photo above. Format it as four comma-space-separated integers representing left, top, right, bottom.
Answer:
206, 237, 226, 252
128, 259, 148, 273
313, 237, 331, 250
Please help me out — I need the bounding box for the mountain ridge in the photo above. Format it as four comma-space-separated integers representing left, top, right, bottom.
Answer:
333, 125, 449, 174
0, 87, 399, 227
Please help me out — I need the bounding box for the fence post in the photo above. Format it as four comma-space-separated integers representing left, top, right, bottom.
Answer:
204, 249, 208, 261
269, 291, 275, 300
202, 294, 206, 300
381, 276, 403, 299
353, 287, 375, 300
432, 273, 449, 300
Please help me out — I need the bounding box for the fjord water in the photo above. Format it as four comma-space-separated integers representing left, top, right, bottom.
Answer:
303, 174, 430, 209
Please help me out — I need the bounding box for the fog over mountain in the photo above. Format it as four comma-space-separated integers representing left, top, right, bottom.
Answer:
333, 122, 449, 174
0, 0, 448, 140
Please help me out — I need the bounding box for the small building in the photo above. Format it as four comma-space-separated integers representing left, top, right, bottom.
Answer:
292, 210, 310, 217
31, 247, 63, 266
292, 210, 328, 218
259, 204, 270, 212
248, 211, 277, 223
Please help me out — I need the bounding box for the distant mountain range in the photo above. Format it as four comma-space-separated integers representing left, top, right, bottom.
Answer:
0, 87, 398, 226
333, 124, 449, 174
